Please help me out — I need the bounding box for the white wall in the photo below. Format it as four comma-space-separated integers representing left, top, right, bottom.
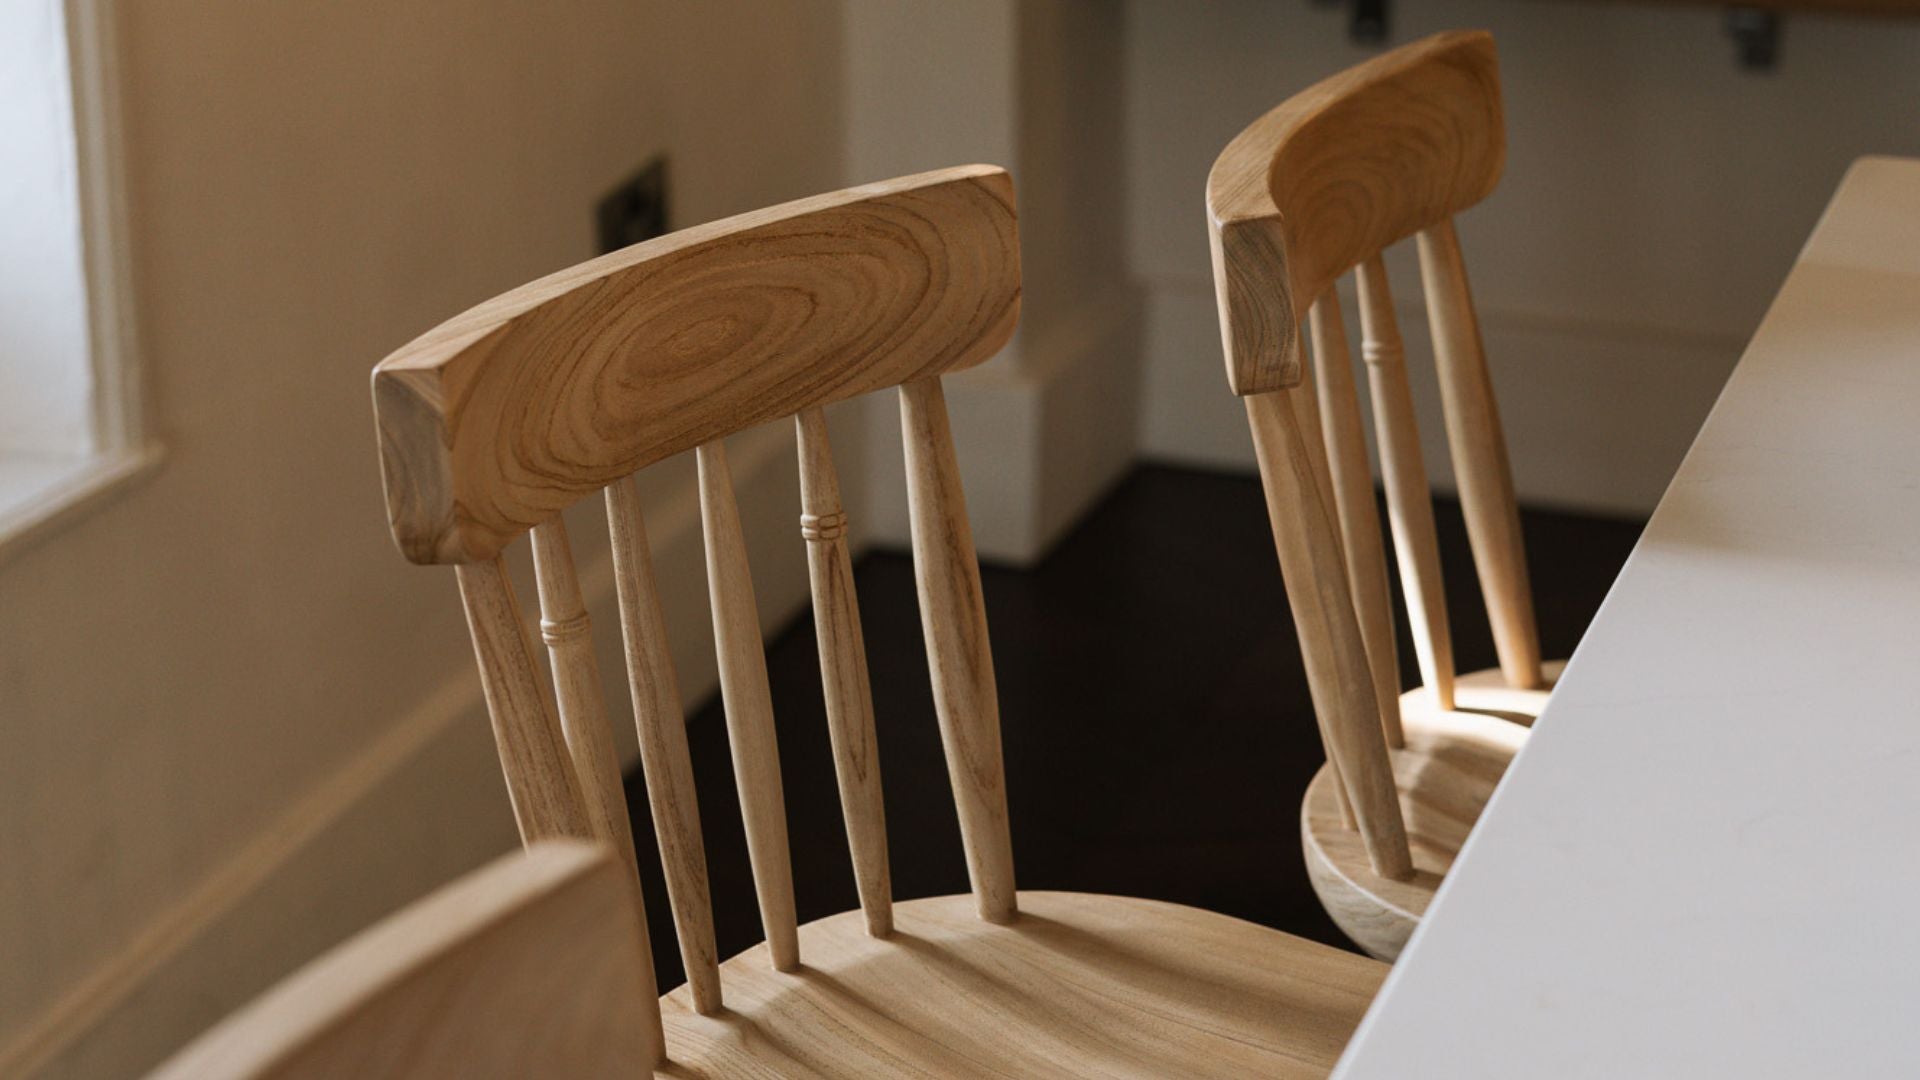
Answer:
0, 3, 844, 1076
843, 0, 1140, 563
0, 0, 93, 457
1128, 0, 1920, 514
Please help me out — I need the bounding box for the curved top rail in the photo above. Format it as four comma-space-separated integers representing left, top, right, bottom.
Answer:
373, 165, 1020, 564
1206, 31, 1502, 395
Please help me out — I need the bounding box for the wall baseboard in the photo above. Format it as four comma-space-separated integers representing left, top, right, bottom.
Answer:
859, 289, 1145, 565
1, 423, 811, 1080
1137, 279, 1742, 517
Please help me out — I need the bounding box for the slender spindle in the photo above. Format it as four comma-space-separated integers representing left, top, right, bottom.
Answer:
796, 408, 893, 937
1356, 257, 1457, 712
1245, 390, 1412, 879
1286, 325, 1341, 548
605, 478, 722, 1014
1323, 737, 1357, 830
454, 558, 594, 843
529, 518, 644, 874
696, 441, 800, 969
1309, 292, 1405, 748
1285, 339, 1361, 828
528, 517, 663, 1064
899, 378, 1018, 923
1417, 219, 1544, 689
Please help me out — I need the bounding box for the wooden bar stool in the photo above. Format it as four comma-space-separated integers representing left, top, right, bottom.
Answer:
359, 167, 1385, 1075
1206, 32, 1558, 960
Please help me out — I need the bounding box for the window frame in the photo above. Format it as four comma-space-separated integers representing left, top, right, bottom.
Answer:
0, 0, 161, 566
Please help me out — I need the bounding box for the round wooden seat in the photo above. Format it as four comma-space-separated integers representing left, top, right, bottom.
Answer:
1426, 659, 1564, 728
1299, 662, 1561, 961
658, 891, 1385, 1078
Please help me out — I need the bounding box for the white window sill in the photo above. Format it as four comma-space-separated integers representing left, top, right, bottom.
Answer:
0, 443, 162, 568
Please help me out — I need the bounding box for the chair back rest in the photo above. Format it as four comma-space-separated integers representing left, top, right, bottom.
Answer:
1206, 31, 1543, 882
1206, 30, 1503, 393
149, 842, 649, 1079
369, 167, 1023, 1042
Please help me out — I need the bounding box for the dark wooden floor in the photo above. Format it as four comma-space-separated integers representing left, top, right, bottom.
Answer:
622, 464, 1645, 991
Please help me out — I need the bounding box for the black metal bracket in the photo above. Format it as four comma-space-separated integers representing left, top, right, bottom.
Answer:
1350, 0, 1388, 44
1726, 7, 1781, 71
1327, 0, 1779, 73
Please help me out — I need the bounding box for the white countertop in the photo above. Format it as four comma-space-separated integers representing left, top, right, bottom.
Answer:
1335, 156, 1920, 1079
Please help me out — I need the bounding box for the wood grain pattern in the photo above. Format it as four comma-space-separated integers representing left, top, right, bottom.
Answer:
656, 891, 1386, 1078
1356, 257, 1456, 712
795, 407, 893, 938
1205, 31, 1502, 394
373, 166, 1021, 565
899, 378, 1018, 923
1418, 220, 1544, 689
1301, 707, 1526, 960
697, 440, 800, 970
453, 559, 593, 844
149, 842, 652, 1079
1308, 292, 1404, 749
1245, 390, 1411, 879
528, 517, 663, 1059
606, 478, 722, 1014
